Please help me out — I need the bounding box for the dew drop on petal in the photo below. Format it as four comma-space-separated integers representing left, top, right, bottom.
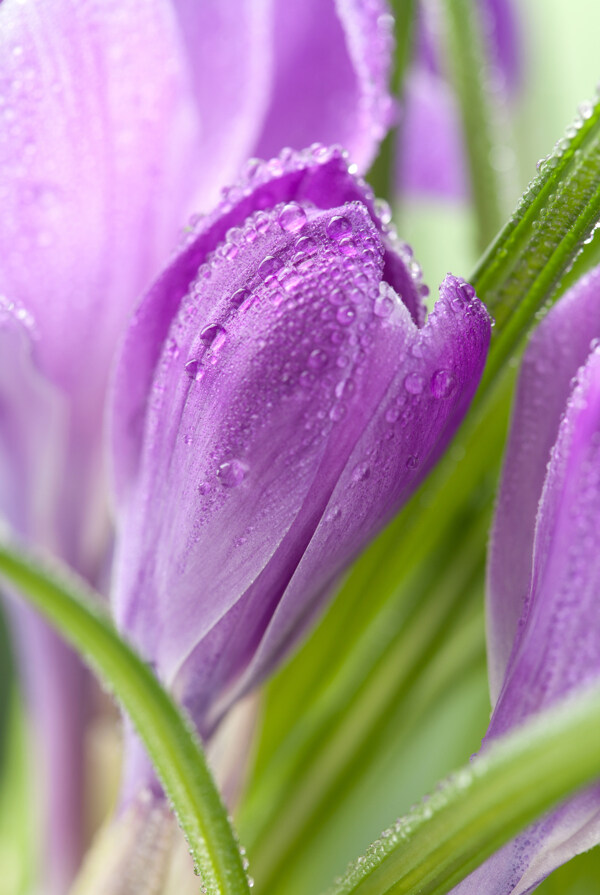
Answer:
404, 373, 424, 394
431, 369, 455, 399
337, 305, 356, 326
185, 359, 204, 381
308, 348, 328, 370
352, 462, 371, 482
217, 459, 248, 488
200, 323, 227, 351
327, 215, 352, 240
278, 203, 307, 233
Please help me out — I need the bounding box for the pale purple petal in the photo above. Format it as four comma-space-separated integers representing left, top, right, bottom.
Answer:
487, 267, 600, 702
397, 66, 469, 202
253, 0, 395, 172
110, 147, 490, 773
484, 0, 521, 93
398, 0, 519, 202
0, 304, 89, 894
453, 345, 600, 894
223, 275, 490, 715
110, 147, 427, 507
0, 0, 200, 410
170, 0, 273, 210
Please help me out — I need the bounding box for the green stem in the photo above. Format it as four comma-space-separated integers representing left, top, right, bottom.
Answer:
0, 541, 249, 895
367, 0, 417, 203
442, 0, 506, 250
327, 686, 600, 895
239, 513, 489, 891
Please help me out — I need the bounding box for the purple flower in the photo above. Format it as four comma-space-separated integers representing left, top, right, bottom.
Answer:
0, 1, 394, 889
453, 267, 600, 894
398, 0, 520, 202
109, 145, 491, 798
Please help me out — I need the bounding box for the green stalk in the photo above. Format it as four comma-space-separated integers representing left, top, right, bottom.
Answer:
442, 0, 507, 250
239, 512, 489, 891
327, 686, 600, 895
0, 541, 249, 895
367, 0, 417, 202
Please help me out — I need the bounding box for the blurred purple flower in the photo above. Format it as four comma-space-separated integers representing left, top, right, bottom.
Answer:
109, 145, 491, 799
0, 0, 394, 889
398, 0, 520, 202
453, 267, 600, 894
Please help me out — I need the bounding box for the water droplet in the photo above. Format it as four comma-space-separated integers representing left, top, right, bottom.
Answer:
406, 455, 418, 469
278, 203, 307, 233
295, 235, 317, 256
330, 404, 347, 421
431, 369, 455, 399
339, 237, 358, 256
308, 348, 328, 370
459, 282, 476, 299
185, 359, 204, 380
374, 290, 395, 318
200, 323, 227, 351
327, 215, 352, 240
217, 459, 248, 488
198, 482, 211, 495
231, 288, 250, 308
404, 373, 424, 394
258, 255, 280, 278
352, 462, 371, 482
337, 306, 356, 326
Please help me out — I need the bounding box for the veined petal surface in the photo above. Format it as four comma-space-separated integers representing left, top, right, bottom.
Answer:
110, 147, 490, 757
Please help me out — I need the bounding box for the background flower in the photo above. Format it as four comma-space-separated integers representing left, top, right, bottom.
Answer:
0, 0, 393, 890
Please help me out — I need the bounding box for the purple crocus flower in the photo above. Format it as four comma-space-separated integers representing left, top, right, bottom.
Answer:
398, 0, 520, 202
109, 145, 491, 799
453, 267, 600, 894
0, 1, 394, 890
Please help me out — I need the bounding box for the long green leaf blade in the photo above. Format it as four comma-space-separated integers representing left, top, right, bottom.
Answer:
0, 540, 249, 895
326, 687, 600, 895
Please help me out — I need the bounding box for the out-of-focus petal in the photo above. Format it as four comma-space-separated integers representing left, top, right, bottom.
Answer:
253, 0, 395, 172
453, 346, 600, 895
484, 0, 521, 92
0, 0, 200, 409
397, 66, 469, 202
487, 267, 600, 702
170, 0, 273, 210
0, 303, 89, 893
399, 0, 519, 203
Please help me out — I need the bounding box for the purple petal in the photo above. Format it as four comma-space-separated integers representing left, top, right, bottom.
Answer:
487, 267, 600, 702
110, 146, 427, 507
398, 0, 520, 203
170, 0, 273, 209
484, 0, 521, 93
0, 0, 201, 407
453, 344, 600, 895
110, 147, 490, 767
397, 66, 469, 202
0, 303, 89, 894
253, 0, 395, 172
221, 274, 490, 717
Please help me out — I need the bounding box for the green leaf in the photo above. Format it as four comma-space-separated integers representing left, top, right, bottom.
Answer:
327, 687, 600, 895
367, 0, 417, 203
0, 540, 249, 895
441, 0, 508, 251
473, 93, 600, 396
240, 92, 600, 893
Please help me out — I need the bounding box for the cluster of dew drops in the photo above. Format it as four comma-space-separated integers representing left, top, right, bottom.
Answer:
172, 145, 462, 510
